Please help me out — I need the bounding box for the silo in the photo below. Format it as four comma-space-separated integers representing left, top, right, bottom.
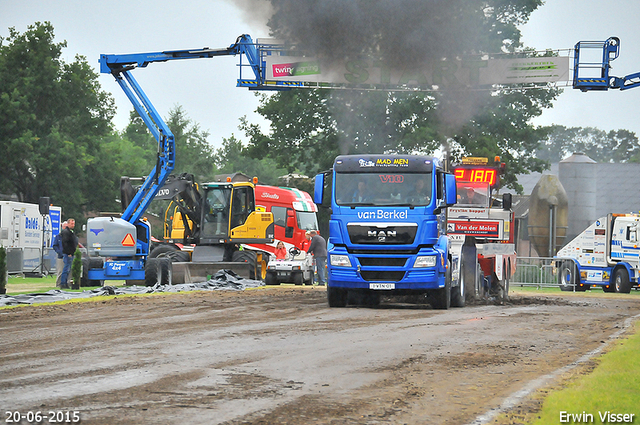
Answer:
528, 174, 569, 257
558, 152, 597, 242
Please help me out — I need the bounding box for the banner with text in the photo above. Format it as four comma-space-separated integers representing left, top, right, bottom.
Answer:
265, 56, 570, 88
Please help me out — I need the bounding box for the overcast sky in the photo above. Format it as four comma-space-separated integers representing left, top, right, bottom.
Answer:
2, 0, 640, 151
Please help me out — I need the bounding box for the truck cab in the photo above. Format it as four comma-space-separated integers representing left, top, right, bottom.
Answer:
557, 213, 640, 293
315, 154, 459, 308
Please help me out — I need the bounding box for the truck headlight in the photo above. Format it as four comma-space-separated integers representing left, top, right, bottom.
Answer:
330, 254, 351, 267
414, 255, 437, 268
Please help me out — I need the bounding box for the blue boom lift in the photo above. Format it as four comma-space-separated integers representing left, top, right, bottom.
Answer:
573, 36, 640, 92
86, 35, 287, 286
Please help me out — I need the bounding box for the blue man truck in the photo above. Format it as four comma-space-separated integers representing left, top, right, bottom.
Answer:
314, 154, 467, 308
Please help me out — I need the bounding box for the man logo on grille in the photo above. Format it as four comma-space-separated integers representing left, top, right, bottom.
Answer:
368, 230, 396, 242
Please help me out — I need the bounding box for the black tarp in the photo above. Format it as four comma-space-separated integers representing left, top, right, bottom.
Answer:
0, 270, 264, 307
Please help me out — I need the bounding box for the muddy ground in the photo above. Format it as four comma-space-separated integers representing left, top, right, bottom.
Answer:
1, 287, 639, 425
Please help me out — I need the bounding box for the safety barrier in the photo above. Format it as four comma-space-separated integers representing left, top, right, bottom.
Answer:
512, 256, 575, 289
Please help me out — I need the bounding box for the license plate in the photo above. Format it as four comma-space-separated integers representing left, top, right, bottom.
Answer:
369, 283, 395, 290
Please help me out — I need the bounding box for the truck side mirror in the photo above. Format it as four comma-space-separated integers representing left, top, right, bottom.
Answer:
286, 210, 296, 228
314, 173, 325, 206
502, 193, 512, 210
445, 174, 457, 206
285, 209, 295, 238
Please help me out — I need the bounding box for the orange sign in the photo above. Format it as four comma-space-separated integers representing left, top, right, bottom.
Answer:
121, 233, 136, 247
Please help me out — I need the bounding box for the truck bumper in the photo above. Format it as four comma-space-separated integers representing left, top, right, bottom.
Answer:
328, 267, 443, 290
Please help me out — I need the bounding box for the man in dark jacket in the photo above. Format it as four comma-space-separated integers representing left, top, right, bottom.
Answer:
52, 221, 67, 288
59, 218, 78, 289
306, 230, 327, 286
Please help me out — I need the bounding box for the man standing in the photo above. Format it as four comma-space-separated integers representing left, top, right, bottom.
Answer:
52, 221, 67, 288
60, 218, 78, 289
306, 230, 327, 286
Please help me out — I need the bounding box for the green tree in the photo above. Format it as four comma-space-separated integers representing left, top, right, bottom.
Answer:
537, 125, 640, 163
167, 106, 216, 181
215, 134, 288, 185
124, 105, 218, 182
123, 110, 157, 166
0, 22, 116, 220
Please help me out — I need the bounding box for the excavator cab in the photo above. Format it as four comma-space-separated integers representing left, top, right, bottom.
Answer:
200, 182, 274, 245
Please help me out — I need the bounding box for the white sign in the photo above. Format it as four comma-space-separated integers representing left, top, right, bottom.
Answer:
265, 56, 570, 88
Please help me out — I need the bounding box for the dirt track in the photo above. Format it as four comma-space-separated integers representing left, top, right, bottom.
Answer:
1, 287, 639, 425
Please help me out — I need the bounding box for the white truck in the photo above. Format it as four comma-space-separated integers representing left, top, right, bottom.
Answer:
557, 213, 640, 293
0, 201, 62, 275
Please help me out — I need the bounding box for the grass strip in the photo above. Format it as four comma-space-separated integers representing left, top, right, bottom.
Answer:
526, 321, 640, 424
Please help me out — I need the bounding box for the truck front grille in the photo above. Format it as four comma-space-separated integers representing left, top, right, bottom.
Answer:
360, 271, 406, 282
358, 257, 407, 267
347, 224, 417, 245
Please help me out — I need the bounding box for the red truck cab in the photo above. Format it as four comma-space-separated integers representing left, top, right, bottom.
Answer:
249, 185, 319, 256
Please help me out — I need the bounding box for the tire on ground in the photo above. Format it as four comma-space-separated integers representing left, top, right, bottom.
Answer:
430, 261, 451, 310
145, 258, 161, 287
502, 260, 511, 302
558, 261, 577, 291
149, 244, 179, 259
613, 267, 632, 293
231, 250, 258, 280
461, 244, 478, 303
159, 258, 172, 285
87, 257, 104, 287
450, 258, 465, 308
305, 270, 315, 286
265, 272, 278, 285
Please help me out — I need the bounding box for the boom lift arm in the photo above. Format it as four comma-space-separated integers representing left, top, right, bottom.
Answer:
99, 35, 262, 225
573, 36, 640, 91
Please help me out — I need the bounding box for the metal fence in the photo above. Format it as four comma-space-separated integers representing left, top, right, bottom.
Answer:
512, 256, 571, 289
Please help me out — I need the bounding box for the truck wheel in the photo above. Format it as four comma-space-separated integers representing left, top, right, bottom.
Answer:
502, 261, 511, 302
451, 262, 465, 308
159, 258, 172, 285
293, 272, 303, 286
145, 258, 161, 287
559, 261, 577, 291
327, 286, 347, 307
430, 263, 451, 310
461, 244, 478, 303
613, 268, 632, 293
265, 272, 278, 286
231, 250, 258, 280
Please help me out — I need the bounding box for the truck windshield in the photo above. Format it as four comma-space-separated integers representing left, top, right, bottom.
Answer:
297, 211, 319, 231
335, 172, 432, 207
456, 182, 490, 207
